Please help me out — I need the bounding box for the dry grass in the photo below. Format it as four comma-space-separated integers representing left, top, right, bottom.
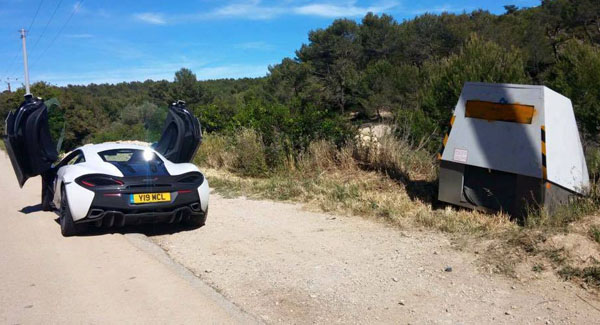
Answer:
200, 131, 515, 235
196, 128, 600, 289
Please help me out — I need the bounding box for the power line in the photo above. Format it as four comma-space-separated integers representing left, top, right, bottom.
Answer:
30, 0, 64, 53
31, 0, 84, 68
27, 0, 45, 34
2, 48, 20, 78
2, 1, 44, 80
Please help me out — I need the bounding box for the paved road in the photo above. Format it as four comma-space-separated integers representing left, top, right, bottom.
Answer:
0, 151, 252, 324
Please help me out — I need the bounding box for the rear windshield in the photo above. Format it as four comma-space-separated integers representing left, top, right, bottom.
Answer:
98, 149, 162, 163
98, 148, 168, 176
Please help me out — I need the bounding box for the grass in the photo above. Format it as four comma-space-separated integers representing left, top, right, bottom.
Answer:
197, 129, 515, 235
590, 225, 600, 244
196, 128, 600, 289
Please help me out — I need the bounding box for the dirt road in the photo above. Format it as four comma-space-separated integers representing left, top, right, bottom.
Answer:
0, 151, 254, 324
154, 195, 600, 324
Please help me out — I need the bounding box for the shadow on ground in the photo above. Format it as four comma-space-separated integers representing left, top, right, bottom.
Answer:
361, 163, 447, 210
20, 204, 43, 214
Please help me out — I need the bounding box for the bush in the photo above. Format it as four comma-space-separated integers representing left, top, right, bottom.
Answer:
194, 133, 233, 169
418, 34, 529, 145
545, 41, 600, 142
354, 132, 437, 181
230, 129, 269, 177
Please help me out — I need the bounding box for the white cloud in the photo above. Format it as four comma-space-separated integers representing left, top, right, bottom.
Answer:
133, 12, 166, 25
212, 0, 285, 19
65, 33, 93, 39
132, 1, 400, 24
235, 41, 274, 50
409, 4, 472, 15
293, 2, 398, 18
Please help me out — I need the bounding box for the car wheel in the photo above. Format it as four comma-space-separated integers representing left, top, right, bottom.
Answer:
184, 208, 208, 228
59, 188, 87, 237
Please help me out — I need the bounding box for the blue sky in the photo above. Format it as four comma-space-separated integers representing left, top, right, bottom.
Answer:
0, 0, 540, 91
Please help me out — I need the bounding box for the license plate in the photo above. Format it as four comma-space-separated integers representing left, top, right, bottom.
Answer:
130, 192, 171, 204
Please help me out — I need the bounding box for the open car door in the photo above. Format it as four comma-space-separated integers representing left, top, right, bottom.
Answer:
153, 100, 202, 163
3, 96, 58, 188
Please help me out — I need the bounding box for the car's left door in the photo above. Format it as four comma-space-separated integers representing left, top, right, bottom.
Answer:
3, 96, 58, 187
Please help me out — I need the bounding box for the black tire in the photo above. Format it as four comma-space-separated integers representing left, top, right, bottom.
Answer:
184, 208, 208, 228
59, 188, 87, 237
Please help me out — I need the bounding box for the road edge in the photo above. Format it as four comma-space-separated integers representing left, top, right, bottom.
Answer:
124, 233, 262, 324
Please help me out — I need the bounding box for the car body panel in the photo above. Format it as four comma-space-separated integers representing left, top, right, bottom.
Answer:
198, 178, 209, 212
64, 182, 95, 222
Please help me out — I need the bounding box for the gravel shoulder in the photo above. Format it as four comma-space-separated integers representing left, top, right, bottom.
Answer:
153, 193, 600, 324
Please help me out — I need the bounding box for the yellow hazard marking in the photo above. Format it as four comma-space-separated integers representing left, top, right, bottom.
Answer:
465, 100, 535, 124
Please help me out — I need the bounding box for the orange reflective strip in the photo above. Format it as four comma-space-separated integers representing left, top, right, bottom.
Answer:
465, 101, 535, 124
443, 133, 449, 146
450, 115, 456, 126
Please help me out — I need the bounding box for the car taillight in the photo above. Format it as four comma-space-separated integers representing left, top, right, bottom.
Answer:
77, 175, 124, 187
178, 173, 204, 184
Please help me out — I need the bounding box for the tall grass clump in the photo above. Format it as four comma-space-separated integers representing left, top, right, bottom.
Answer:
353, 133, 437, 181
524, 180, 600, 231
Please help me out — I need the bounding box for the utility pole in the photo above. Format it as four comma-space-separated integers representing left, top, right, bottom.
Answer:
20, 28, 31, 96
5, 77, 18, 92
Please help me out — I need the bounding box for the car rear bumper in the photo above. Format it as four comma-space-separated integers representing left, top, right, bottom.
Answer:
74, 184, 207, 226
75, 203, 206, 227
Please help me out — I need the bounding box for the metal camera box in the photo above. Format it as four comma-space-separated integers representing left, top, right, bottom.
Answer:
438, 82, 589, 216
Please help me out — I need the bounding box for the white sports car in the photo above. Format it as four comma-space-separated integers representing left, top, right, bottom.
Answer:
3, 96, 209, 236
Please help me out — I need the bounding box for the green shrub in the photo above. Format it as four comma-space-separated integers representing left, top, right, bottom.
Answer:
231, 129, 269, 177
589, 225, 600, 244
419, 34, 529, 143
194, 133, 232, 169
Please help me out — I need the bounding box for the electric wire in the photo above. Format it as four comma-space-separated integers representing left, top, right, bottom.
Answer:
31, 0, 84, 68
27, 0, 45, 34
30, 0, 64, 53
2, 0, 44, 80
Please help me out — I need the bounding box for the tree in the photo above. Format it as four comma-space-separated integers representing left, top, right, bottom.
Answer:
420, 34, 529, 132
504, 5, 519, 15
545, 40, 600, 141
296, 19, 362, 114
172, 68, 205, 106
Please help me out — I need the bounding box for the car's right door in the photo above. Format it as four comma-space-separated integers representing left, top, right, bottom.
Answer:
153, 100, 202, 164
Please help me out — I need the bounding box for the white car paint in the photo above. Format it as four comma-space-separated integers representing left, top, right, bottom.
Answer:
53, 142, 209, 222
